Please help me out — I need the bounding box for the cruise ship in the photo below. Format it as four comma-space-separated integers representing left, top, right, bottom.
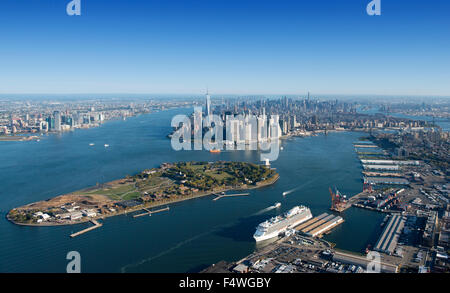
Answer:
253, 205, 312, 242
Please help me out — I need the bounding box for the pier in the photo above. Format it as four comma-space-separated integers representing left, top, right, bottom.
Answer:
70, 219, 102, 238
373, 214, 405, 255
296, 213, 344, 237
333, 191, 369, 212
354, 144, 378, 148
212, 193, 250, 201
133, 206, 170, 218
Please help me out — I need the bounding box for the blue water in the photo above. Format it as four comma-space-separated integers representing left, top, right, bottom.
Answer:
0, 108, 384, 272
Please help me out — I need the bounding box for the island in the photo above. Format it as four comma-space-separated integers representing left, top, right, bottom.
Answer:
7, 161, 279, 226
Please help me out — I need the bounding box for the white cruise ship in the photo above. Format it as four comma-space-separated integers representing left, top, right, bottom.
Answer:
253, 205, 312, 242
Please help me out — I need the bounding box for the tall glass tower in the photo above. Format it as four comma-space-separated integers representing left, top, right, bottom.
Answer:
205, 90, 211, 117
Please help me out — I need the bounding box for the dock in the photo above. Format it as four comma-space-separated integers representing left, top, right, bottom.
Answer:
212, 193, 250, 201
373, 214, 405, 255
333, 191, 369, 212
364, 177, 409, 185
133, 206, 170, 218
296, 213, 344, 237
354, 144, 378, 148
302, 215, 336, 233
70, 219, 102, 238
308, 216, 344, 237
295, 213, 328, 231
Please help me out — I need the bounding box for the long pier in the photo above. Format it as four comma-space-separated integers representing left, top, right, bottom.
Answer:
70, 219, 102, 238
332, 191, 368, 212
133, 206, 170, 218
295, 213, 344, 237
354, 144, 378, 148
212, 193, 250, 201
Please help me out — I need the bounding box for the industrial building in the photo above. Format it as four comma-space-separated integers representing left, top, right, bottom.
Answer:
364, 177, 409, 185
332, 251, 398, 273
360, 159, 419, 165
374, 214, 405, 255
307, 216, 344, 237
295, 213, 328, 231
296, 213, 344, 237
363, 164, 400, 171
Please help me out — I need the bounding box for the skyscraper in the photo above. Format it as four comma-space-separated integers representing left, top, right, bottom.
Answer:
205, 90, 211, 117
54, 111, 61, 132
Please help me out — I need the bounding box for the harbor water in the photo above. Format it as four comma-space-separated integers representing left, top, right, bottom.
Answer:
0, 108, 385, 272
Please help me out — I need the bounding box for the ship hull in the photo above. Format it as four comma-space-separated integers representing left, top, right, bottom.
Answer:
253, 210, 312, 242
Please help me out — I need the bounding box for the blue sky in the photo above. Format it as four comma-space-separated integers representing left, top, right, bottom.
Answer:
0, 0, 449, 96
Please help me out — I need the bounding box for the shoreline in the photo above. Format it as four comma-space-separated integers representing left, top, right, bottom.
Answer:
0, 135, 40, 142
1, 106, 190, 143
7, 171, 279, 228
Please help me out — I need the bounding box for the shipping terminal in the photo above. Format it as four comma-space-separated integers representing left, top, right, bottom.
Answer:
254, 205, 344, 242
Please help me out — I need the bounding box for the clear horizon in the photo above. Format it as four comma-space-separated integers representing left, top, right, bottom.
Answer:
1, 0, 449, 96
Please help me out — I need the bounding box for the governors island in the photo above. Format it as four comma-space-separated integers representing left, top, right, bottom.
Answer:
7, 161, 279, 229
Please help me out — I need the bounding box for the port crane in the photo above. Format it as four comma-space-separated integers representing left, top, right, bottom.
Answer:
363, 182, 373, 193
329, 187, 348, 212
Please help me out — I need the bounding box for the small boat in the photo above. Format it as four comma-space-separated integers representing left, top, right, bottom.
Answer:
210, 149, 220, 153
89, 143, 95, 146
104, 144, 109, 148
274, 202, 281, 208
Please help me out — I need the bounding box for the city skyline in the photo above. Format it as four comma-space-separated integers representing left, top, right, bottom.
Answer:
1, 0, 449, 96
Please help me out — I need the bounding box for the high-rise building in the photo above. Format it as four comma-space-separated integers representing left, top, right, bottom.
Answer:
54, 111, 61, 132
244, 115, 253, 145
206, 90, 211, 117
46, 116, 55, 130
257, 115, 264, 142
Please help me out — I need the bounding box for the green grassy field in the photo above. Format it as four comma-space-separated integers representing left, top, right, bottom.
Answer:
85, 184, 138, 200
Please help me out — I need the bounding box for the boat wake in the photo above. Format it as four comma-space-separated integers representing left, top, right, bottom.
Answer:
120, 230, 210, 273
253, 203, 281, 215
282, 186, 301, 196
282, 178, 319, 196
